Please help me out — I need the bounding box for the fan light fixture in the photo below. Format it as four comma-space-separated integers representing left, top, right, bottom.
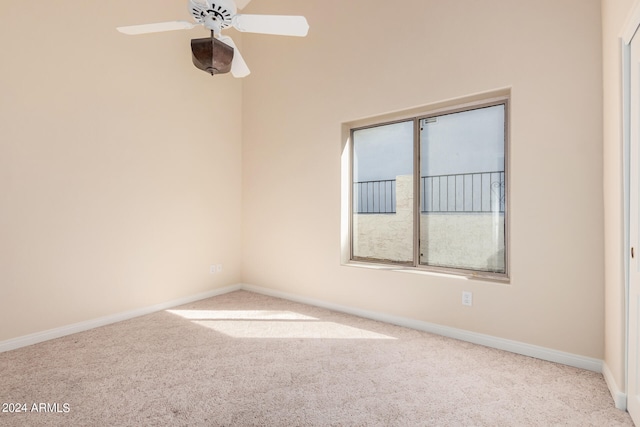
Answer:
116, 0, 309, 78
191, 35, 234, 75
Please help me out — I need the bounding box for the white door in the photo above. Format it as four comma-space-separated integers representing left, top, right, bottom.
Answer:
628, 29, 640, 424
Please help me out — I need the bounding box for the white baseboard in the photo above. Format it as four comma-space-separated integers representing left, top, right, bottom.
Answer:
0, 282, 605, 376
0, 284, 242, 353
2, 282, 622, 408
603, 362, 627, 410
1, 281, 627, 413
240, 283, 604, 373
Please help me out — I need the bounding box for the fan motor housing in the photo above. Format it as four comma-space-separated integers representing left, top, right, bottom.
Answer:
189, 0, 235, 29
191, 36, 234, 75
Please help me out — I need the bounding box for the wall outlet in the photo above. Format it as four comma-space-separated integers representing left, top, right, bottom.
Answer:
462, 291, 473, 306
210, 265, 217, 274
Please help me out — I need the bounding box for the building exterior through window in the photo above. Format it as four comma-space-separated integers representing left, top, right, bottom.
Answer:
350, 99, 508, 278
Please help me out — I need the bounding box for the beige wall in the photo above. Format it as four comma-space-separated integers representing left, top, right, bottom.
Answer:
242, 0, 605, 358
0, 0, 612, 367
0, 1, 243, 341
602, 0, 637, 399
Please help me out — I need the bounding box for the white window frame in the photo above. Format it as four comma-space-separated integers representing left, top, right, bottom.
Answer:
340, 90, 510, 282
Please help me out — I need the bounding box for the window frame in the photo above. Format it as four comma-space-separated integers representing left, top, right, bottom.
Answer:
346, 94, 510, 282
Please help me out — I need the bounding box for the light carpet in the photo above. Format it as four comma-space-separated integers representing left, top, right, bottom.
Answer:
0, 290, 633, 426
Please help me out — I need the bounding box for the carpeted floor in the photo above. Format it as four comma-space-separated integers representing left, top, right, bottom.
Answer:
0, 290, 633, 426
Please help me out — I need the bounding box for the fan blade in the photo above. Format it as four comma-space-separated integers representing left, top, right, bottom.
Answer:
235, 0, 252, 9
232, 14, 309, 37
219, 36, 251, 78
116, 21, 196, 35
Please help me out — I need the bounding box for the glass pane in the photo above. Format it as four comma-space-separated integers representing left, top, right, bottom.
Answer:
419, 105, 506, 273
352, 121, 414, 264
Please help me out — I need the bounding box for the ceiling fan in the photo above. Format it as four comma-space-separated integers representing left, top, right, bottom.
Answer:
116, 0, 309, 77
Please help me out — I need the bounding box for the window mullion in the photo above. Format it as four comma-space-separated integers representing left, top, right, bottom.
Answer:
413, 118, 421, 268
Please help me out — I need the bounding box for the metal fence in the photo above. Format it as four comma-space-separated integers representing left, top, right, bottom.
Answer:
353, 171, 505, 214
421, 171, 505, 213
353, 179, 396, 213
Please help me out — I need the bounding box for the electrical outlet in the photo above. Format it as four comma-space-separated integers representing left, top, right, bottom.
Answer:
210, 265, 217, 274
462, 291, 473, 306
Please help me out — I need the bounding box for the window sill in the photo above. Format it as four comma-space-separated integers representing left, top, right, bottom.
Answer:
342, 260, 510, 284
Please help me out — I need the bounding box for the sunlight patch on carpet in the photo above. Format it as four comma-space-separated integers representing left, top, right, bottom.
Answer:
166, 309, 396, 339
192, 320, 397, 339
166, 309, 318, 321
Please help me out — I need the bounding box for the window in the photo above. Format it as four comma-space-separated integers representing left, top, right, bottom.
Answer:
349, 97, 508, 279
